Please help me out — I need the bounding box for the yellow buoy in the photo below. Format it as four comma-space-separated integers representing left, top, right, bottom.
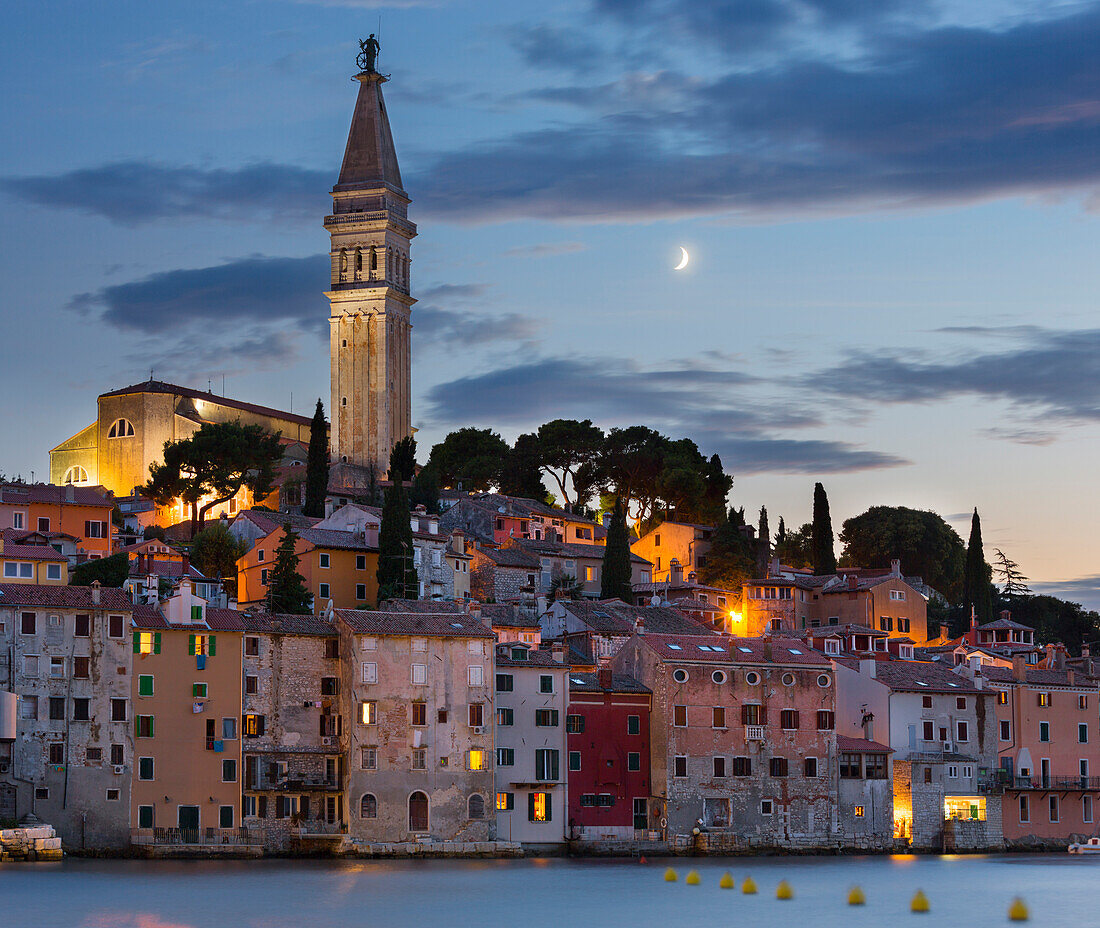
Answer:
776, 880, 793, 900
719, 872, 735, 890
848, 886, 866, 906
686, 870, 701, 885
911, 889, 930, 913
664, 867, 678, 882
1008, 898, 1029, 922
742, 876, 758, 894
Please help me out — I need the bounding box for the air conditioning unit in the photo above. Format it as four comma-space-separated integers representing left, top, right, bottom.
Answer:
321, 737, 333, 746
0, 761, 9, 773
942, 742, 954, 754
113, 765, 125, 775
473, 726, 484, 735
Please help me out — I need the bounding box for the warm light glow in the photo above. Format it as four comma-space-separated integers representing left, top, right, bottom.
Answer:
531, 791, 549, 822
469, 749, 486, 770
360, 701, 376, 725
854, 805, 865, 817
944, 796, 986, 821
138, 632, 155, 655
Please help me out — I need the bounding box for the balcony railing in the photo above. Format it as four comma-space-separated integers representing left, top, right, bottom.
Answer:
132, 827, 263, 847
292, 820, 347, 838
744, 725, 766, 742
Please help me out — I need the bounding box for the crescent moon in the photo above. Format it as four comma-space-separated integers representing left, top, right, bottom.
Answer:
674, 246, 690, 271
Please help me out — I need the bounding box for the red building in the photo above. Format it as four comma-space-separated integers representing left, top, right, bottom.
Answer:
567, 666, 652, 841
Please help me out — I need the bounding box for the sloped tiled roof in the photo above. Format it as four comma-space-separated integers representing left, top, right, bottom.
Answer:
982, 665, 1096, 688
638, 633, 829, 666
236, 510, 320, 535
494, 645, 565, 668
99, 379, 312, 426
336, 609, 495, 638
476, 544, 541, 568
0, 583, 133, 609
0, 542, 68, 562
568, 671, 650, 694
517, 537, 647, 564
561, 600, 711, 636
241, 612, 337, 636
0, 483, 114, 507
131, 604, 170, 629
297, 527, 378, 552
980, 616, 1035, 632
204, 608, 246, 631
869, 660, 980, 694
481, 603, 541, 629
837, 735, 893, 754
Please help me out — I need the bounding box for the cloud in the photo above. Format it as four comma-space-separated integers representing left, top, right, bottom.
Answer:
414, 307, 543, 348
508, 24, 603, 73
422, 355, 907, 474
503, 241, 587, 258
805, 327, 1100, 424
1, 162, 327, 225
69, 255, 329, 332
412, 5, 1100, 222
1031, 577, 1100, 613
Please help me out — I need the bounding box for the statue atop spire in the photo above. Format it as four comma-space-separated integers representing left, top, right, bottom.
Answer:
357, 34, 380, 74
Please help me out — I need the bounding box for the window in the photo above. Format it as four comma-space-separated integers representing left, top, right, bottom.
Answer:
1039, 721, 1050, 742
535, 709, 559, 727
997, 690, 1008, 705
244, 637, 259, 657
222, 759, 237, 782
438, 709, 448, 724
107, 418, 135, 438
46, 563, 61, 581
360, 636, 377, 650
780, 709, 800, 730
1080, 694, 1089, 710
110, 698, 127, 722
23, 655, 38, 677
1038, 692, 1051, 707
497, 792, 514, 811
741, 704, 762, 726
840, 754, 862, 778
712, 707, 726, 729
770, 757, 789, 777
48, 697, 65, 721
956, 721, 969, 742
497, 748, 515, 766
360, 794, 378, 818
356, 555, 367, 570
19, 696, 37, 720
673, 705, 687, 727
1085, 796, 1094, 824
412, 749, 427, 769
804, 757, 818, 777
72, 698, 90, 721
673, 755, 687, 778
360, 747, 377, 770
245, 675, 259, 695
468, 794, 486, 820
48, 743, 64, 765
866, 755, 887, 779
257, 549, 265, 563
1019, 795, 1030, 823
954, 696, 966, 710
496, 707, 514, 726
627, 752, 641, 771
924, 767, 933, 784
1080, 723, 1089, 744
672, 669, 689, 683
192, 683, 208, 698
468, 703, 484, 728
468, 665, 484, 686
20, 612, 35, 635
360, 701, 377, 725
260, 569, 269, 585
539, 675, 554, 694
817, 710, 835, 731
1049, 795, 1060, 823
411, 664, 427, 686
319, 553, 330, 569
535, 749, 560, 781
138, 757, 154, 780
713, 756, 727, 778
356, 584, 367, 601
318, 583, 330, 599
627, 715, 641, 735
923, 720, 935, 741
760, 800, 774, 815
138, 806, 155, 828
1000, 720, 1011, 741
566, 714, 585, 733
136, 715, 154, 738
34, 788, 48, 800
467, 749, 486, 771
111, 744, 124, 766
222, 717, 236, 740
729, 756, 751, 777
529, 792, 552, 823
890, 589, 906, 601
361, 662, 377, 684
496, 673, 514, 692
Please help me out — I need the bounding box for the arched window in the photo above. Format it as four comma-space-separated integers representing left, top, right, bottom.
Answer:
339, 249, 347, 281
468, 794, 485, 820
355, 247, 363, 279
107, 418, 135, 439
370, 246, 378, 272
360, 794, 377, 819
62, 465, 89, 485
408, 791, 429, 832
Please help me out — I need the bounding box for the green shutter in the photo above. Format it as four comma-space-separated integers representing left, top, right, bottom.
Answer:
153, 632, 161, 655
132, 631, 140, 654
188, 635, 196, 656
139, 676, 153, 697
150, 716, 155, 738
208, 635, 216, 657
191, 605, 202, 622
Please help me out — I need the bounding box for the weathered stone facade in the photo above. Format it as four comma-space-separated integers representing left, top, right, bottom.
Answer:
241, 614, 345, 852
0, 584, 134, 849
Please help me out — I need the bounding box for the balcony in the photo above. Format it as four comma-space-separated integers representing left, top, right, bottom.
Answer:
744, 725, 766, 742
983, 770, 1100, 791
249, 775, 340, 791
132, 827, 263, 847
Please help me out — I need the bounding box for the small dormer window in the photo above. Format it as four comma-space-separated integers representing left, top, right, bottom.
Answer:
510, 647, 528, 661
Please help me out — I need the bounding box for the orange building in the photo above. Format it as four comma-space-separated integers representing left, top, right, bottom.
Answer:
129, 580, 247, 846
0, 483, 114, 559
237, 525, 379, 614
631, 521, 716, 582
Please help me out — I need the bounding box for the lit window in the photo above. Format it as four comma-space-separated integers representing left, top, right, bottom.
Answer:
360, 701, 377, 725
137, 632, 156, 655
468, 749, 486, 771
529, 791, 551, 823
854, 805, 865, 817
496, 791, 514, 811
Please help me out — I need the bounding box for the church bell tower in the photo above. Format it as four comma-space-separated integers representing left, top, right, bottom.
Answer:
325, 45, 415, 474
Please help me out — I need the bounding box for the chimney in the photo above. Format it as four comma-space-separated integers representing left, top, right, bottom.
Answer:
861, 711, 874, 741
970, 608, 978, 633
1083, 644, 1091, 659
468, 601, 482, 620
669, 559, 683, 585
769, 556, 780, 578
65, 483, 75, 502
181, 553, 190, 575
847, 575, 857, 591
1001, 609, 1012, 621
635, 615, 646, 636
1068, 669, 1076, 686
859, 657, 876, 679
91, 580, 101, 604
598, 664, 613, 689
890, 558, 901, 578
1012, 654, 1027, 682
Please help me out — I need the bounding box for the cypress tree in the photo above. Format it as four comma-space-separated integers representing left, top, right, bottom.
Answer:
812, 482, 837, 575
775, 516, 787, 547
376, 444, 419, 602
302, 399, 329, 518
601, 497, 633, 602
266, 526, 312, 614
756, 506, 771, 576
964, 508, 994, 624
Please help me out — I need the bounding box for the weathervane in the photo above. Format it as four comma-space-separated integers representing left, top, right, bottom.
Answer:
357, 34, 380, 73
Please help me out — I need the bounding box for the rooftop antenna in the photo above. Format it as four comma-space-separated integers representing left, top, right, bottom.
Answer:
222, 374, 225, 396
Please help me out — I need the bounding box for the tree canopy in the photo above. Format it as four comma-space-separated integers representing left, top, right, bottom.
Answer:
266, 525, 312, 614
698, 507, 757, 593
427, 428, 510, 492
71, 552, 130, 588
377, 443, 419, 603
302, 399, 329, 518
190, 522, 248, 581
999, 594, 1099, 656
600, 497, 633, 602
145, 421, 283, 537
839, 505, 965, 602
534, 418, 604, 509
963, 508, 994, 624
775, 521, 813, 570
811, 483, 837, 575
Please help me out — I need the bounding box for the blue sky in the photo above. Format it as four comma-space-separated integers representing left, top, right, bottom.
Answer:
2, 0, 1100, 605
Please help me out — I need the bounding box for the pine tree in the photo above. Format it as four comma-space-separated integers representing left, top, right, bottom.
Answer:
964, 508, 994, 623
811, 482, 837, 575
266, 526, 312, 614
601, 497, 633, 602
302, 399, 329, 518
376, 445, 419, 602
993, 548, 1032, 598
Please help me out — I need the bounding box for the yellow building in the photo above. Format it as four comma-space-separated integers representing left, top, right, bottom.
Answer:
50, 379, 316, 499
129, 580, 246, 844
631, 521, 716, 582
0, 533, 69, 583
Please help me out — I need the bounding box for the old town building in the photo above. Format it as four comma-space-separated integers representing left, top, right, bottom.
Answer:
631, 522, 716, 582
440, 493, 601, 547
0, 483, 115, 561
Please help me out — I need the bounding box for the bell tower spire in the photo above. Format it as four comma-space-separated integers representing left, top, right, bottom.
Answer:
325, 38, 415, 474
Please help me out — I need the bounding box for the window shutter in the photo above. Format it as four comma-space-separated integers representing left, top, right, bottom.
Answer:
150, 716, 155, 738
85, 521, 92, 537
546, 792, 552, 822
101, 521, 109, 537
153, 632, 161, 654
528, 792, 536, 821
258, 715, 265, 736
188, 635, 196, 656
760, 706, 768, 725
209, 635, 216, 656
133, 631, 140, 654
552, 752, 559, 781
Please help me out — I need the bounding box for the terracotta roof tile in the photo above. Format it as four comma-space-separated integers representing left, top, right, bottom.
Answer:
0, 543, 68, 562
0, 583, 133, 609
837, 735, 893, 754
868, 660, 981, 694
204, 607, 246, 631
241, 612, 336, 636
99, 379, 313, 427
335, 609, 494, 638
568, 671, 650, 694
0, 483, 114, 507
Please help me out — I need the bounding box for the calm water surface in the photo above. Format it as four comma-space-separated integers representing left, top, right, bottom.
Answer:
0, 854, 1090, 928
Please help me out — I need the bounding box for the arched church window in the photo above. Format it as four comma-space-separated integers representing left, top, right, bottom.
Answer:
107, 418, 135, 439
339, 249, 347, 281
370, 246, 377, 272
355, 248, 363, 274
62, 465, 89, 485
